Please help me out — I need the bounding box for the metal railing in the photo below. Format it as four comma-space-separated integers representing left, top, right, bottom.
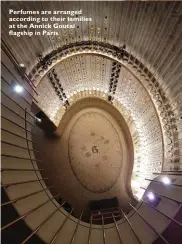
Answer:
1, 44, 65, 241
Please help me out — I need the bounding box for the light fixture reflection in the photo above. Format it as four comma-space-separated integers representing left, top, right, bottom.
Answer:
162, 176, 171, 185
147, 192, 155, 201
35, 117, 42, 123
37, 118, 42, 123
14, 84, 24, 93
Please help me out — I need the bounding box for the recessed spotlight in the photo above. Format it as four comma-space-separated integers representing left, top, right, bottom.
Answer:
162, 176, 171, 185
147, 192, 155, 201
14, 84, 24, 93
36, 118, 42, 123
19, 63, 25, 67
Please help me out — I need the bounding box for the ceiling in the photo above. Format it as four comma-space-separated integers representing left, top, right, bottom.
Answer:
1, 1, 182, 92
33, 98, 135, 217
1, 1, 182, 202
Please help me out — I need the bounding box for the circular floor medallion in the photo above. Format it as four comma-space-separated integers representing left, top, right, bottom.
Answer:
68, 111, 123, 193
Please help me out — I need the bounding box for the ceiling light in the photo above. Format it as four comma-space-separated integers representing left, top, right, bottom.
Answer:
14, 84, 24, 93
147, 192, 155, 201
162, 176, 171, 185
19, 63, 25, 67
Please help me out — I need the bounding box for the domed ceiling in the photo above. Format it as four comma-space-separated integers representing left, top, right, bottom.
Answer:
33, 97, 134, 217
68, 110, 123, 194
35, 54, 164, 200
2, 1, 182, 209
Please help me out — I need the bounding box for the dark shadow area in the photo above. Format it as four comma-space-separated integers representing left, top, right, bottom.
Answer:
32, 102, 57, 137
1, 188, 46, 244
153, 206, 182, 244
90, 197, 122, 224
